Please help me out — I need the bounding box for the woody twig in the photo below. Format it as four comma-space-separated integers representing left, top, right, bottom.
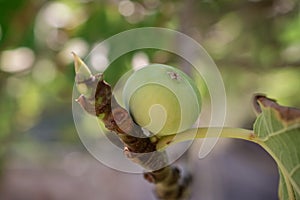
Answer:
73, 53, 192, 200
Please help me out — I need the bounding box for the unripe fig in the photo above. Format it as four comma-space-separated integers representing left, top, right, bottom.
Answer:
123, 64, 201, 136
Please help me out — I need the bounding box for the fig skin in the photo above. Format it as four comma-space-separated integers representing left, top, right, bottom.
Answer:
123, 64, 201, 136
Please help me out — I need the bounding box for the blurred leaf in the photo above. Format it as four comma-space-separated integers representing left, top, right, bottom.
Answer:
0, 0, 26, 42
279, 13, 300, 45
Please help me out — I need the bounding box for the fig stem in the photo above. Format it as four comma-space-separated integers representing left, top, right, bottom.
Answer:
156, 127, 256, 150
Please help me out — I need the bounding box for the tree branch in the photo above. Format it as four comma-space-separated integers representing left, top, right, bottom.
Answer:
76, 72, 192, 200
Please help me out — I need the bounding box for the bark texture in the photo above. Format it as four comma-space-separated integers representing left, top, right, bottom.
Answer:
76, 73, 191, 200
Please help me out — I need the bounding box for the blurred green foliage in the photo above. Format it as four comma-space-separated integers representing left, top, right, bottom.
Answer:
0, 0, 299, 176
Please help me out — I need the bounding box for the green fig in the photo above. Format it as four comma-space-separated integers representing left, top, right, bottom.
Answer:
123, 64, 201, 136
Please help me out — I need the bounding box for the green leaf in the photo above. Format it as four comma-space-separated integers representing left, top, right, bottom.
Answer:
253, 95, 300, 200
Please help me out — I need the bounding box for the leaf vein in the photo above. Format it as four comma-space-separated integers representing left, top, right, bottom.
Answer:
290, 165, 300, 178
260, 124, 300, 142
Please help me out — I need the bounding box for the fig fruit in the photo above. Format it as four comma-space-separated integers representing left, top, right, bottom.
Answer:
123, 64, 201, 136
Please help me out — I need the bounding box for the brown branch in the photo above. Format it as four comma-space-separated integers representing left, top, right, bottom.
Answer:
76, 73, 192, 200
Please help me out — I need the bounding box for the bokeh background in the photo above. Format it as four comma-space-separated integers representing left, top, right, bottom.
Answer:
0, 0, 300, 199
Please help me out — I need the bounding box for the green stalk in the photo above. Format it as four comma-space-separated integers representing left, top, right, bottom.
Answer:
156, 127, 257, 150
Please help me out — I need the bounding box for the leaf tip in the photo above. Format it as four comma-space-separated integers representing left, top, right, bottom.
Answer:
72, 52, 91, 77
253, 93, 300, 122
253, 93, 276, 114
